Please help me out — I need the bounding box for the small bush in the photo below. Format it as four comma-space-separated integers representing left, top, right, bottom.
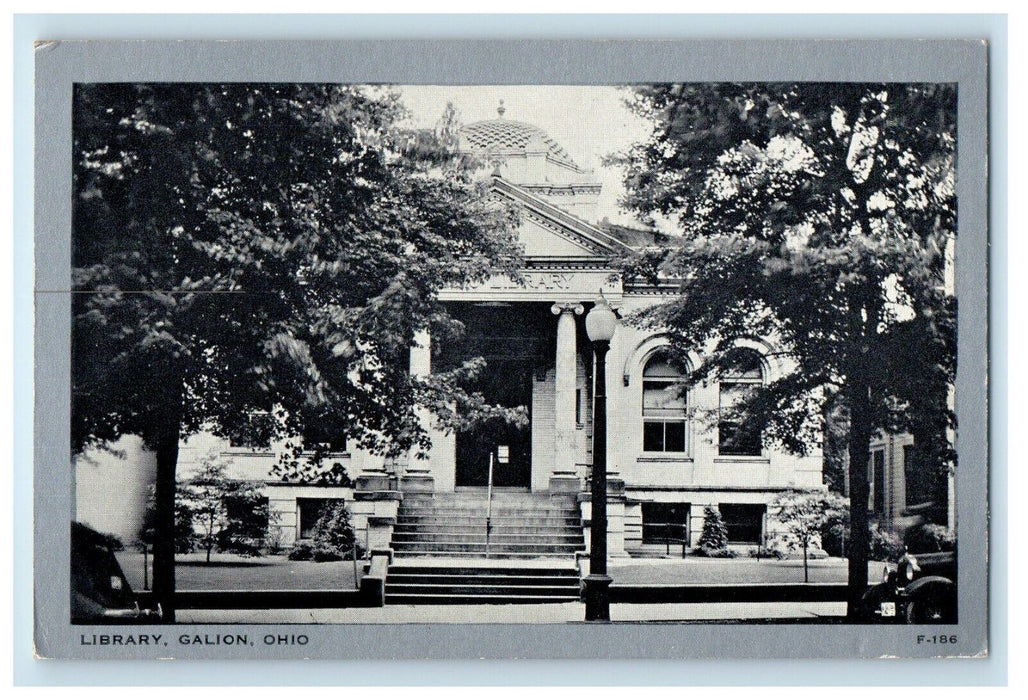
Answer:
693, 545, 738, 558
904, 523, 956, 553
868, 524, 906, 561
697, 506, 729, 551
820, 521, 847, 557
287, 502, 365, 562
753, 544, 787, 559
287, 542, 314, 561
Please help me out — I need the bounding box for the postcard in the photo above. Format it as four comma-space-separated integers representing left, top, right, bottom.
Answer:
33, 38, 989, 660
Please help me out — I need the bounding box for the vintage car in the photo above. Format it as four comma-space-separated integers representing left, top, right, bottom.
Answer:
860, 549, 957, 623
71, 522, 161, 624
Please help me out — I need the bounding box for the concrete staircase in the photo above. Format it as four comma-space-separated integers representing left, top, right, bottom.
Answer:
384, 490, 584, 605
384, 560, 582, 605
390, 490, 585, 558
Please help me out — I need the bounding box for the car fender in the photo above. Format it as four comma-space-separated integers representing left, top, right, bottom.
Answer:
902, 575, 955, 601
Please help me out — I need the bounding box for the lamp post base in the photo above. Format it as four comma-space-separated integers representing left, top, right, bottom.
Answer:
583, 573, 612, 622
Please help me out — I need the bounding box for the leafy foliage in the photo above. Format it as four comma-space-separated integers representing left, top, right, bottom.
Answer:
868, 523, 906, 562
615, 83, 955, 460
72, 85, 524, 617
613, 83, 956, 611
170, 455, 278, 561
287, 501, 364, 562
72, 83, 524, 460
903, 523, 956, 553
769, 489, 848, 580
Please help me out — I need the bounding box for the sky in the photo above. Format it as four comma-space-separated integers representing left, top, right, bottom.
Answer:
394, 85, 655, 227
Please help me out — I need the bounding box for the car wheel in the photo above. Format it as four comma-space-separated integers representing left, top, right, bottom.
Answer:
905, 597, 956, 624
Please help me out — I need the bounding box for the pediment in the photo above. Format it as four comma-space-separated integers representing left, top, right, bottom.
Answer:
491, 177, 630, 260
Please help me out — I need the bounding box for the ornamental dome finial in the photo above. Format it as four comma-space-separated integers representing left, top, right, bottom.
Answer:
497, 100, 505, 118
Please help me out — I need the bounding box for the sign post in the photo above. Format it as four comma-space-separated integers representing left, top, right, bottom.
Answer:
486, 446, 509, 559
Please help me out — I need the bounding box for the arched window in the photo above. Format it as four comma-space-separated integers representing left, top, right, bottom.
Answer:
718, 349, 765, 456
642, 354, 688, 453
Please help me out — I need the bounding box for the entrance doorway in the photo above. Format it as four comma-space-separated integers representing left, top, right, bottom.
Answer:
441, 303, 554, 489
455, 364, 532, 488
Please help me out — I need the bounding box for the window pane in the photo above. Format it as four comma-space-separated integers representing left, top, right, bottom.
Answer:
904, 444, 931, 507
664, 421, 686, 452
719, 382, 756, 410
724, 350, 763, 380
643, 380, 685, 412
719, 383, 761, 455
719, 503, 765, 544
643, 358, 685, 378
871, 449, 886, 514
642, 502, 690, 543
643, 421, 665, 452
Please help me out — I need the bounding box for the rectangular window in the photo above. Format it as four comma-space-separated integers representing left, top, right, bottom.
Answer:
718, 383, 762, 456
303, 423, 348, 453
642, 421, 686, 452
297, 497, 345, 540
903, 444, 931, 507
641, 502, 690, 544
869, 449, 886, 514
642, 379, 687, 453
227, 412, 275, 450
719, 503, 765, 545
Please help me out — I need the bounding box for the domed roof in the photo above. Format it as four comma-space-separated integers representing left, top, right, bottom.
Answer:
459, 104, 578, 169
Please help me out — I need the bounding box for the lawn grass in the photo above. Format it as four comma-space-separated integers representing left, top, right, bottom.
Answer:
115, 551, 362, 592
608, 557, 884, 585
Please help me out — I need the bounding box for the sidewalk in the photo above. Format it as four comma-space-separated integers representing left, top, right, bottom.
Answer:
178, 600, 845, 624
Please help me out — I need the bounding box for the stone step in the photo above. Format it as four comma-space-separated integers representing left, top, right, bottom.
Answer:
386, 571, 579, 583
392, 541, 583, 554
398, 507, 580, 518
388, 551, 577, 559
385, 593, 579, 605
397, 514, 580, 525
390, 534, 588, 546
393, 523, 580, 536
385, 583, 579, 596
403, 494, 577, 505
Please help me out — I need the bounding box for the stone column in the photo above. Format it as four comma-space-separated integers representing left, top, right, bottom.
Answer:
550, 303, 584, 492
399, 329, 436, 492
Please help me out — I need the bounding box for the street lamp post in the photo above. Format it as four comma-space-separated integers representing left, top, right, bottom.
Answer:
583, 296, 617, 622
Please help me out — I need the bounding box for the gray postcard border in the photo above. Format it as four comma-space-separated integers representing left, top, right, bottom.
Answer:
31, 37, 990, 665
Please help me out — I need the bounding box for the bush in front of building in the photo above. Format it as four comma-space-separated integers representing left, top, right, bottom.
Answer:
693, 505, 737, 557
288, 502, 365, 562
903, 523, 956, 553
868, 523, 906, 561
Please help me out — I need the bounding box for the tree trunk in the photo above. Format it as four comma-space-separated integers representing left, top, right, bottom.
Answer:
803, 540, 809, 583
152, 427, 180, 623
846, 378, 873, 619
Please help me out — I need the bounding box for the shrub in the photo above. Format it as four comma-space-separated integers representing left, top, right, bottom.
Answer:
753, 544, 787, 560
868, 524, 906, 561
697, 505, 729, 551
287, 501, 365, 562
904, 523, 956, 553
287, 542, 314, 561
693, 545, 738, 558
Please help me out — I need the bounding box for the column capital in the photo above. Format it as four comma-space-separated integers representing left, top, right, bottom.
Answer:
551, 302, 585, 316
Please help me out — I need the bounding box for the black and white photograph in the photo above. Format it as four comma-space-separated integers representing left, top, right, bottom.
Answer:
67, 79, 962, 628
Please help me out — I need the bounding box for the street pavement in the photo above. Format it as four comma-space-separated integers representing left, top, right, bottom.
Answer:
177, 600, 846, 624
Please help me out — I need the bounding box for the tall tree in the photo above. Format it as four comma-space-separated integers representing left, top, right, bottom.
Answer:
614, 83, 956, 616
73, 84, 521, 620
